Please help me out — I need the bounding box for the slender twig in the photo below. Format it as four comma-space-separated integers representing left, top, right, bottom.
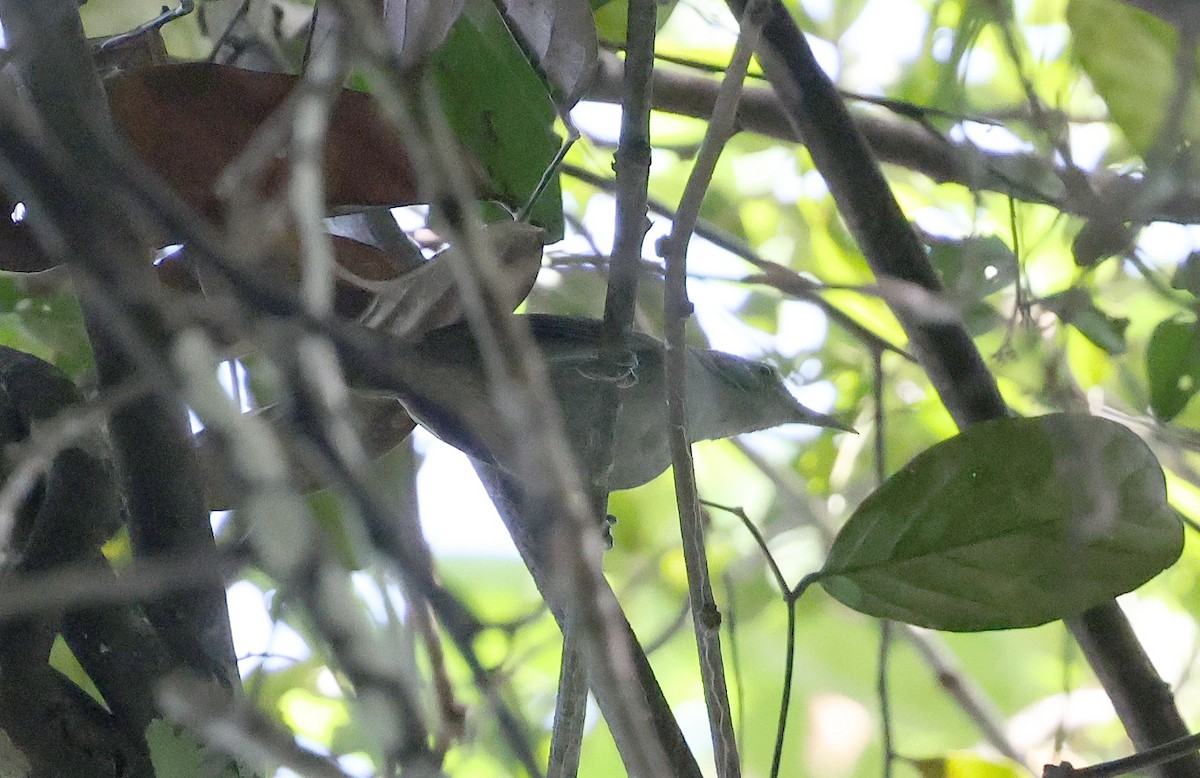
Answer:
0, 550, 243, 622
550, 0, 660, 769
773, 575, 818, 778
900, 625, 1029, 767
873, 349, 896, 778
1046, 730, 1200, 777
658, 4, 771, 775
547, 614, 587, 778
290, 18, 344, 318
724, 574, 746, 773
878, 620, 895, 778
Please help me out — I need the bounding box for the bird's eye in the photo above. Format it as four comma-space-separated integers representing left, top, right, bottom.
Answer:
754, 363, 776, 380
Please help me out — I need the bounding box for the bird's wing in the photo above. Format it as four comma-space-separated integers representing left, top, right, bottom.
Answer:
525, 314, 663, 371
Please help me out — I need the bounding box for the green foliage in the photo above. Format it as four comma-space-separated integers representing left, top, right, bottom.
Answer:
1039, 288, 1129, 355
146, 720, 244, 778
816, 414, 1183, 630
1147, 316, 1200, 420
432, 0, 565, 239
0, 274, 93, 380
1067, 0, 1200, 157
16, 0, 1200, 776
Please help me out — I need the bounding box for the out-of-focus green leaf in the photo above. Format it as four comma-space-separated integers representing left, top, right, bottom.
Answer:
1173, 252, 1200, 296
927, 234, 1016, 335
0, 275, 93, 380
1067, 0, 1200, 156
593, 0, 677, 43
433, 0, 564, 239
928, 235, 1016, 298
816, 414, 1183, 631
147, 719, 244, 778
1148, 316, 1200, 420
1040, 288, 1128, 354
279, 687, 354, 749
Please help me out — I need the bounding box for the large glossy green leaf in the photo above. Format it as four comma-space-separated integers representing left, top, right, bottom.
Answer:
433, 0, 564, 239
1148, 316, 1200, 421
815, 414, 1183, 631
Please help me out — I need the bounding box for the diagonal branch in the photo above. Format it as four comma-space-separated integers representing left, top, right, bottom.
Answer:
587, 51, 1200, 225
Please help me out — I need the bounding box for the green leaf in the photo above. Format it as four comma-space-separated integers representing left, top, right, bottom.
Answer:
927, 235, 1016, 335
147, 720, 245, 778
1148, 316, 1200, 420
432, 0, 564, 239
1172, 252, 1200, 296
1067, 0, 1200, 156
593, 0, 678, 43
1039, 288, 1128, 354
927, 235, 1016, 299
816, 414, 1183, 631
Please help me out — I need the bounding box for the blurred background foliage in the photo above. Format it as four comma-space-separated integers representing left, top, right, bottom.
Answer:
6, 0, 1200, 775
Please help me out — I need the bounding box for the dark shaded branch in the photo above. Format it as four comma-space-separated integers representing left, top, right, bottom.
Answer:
0, 347, 157, 776
0, 0, 239, 692
727, 2, 1199, 775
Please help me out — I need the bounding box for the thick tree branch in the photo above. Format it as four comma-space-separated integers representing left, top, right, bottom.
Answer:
0, 347, 158, 776
0, 0, 239, 692
588, 51, 1200, 225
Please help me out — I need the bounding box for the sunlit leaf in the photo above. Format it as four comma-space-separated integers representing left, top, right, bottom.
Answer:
49, 638, 104, 707
1040, 288, 1128, 354
913, 752, 1024, 778
816, 414, 1183, 631
1067, 0, 1200, 156
1148, 316, 1200, 420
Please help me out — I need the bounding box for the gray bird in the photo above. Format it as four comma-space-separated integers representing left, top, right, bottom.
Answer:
360, 314, 850, 490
